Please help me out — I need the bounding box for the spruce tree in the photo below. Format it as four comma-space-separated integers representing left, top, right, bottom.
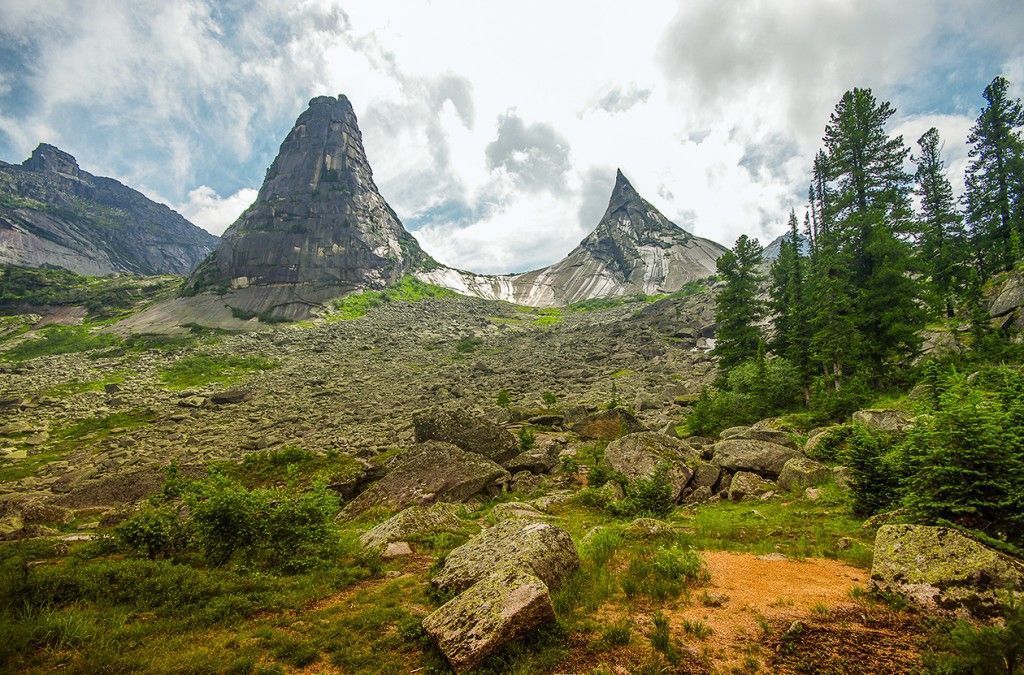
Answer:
913, 127, 967, 316
965, 76, 1024, 274
712, 235, 765, 377
769, 211, 813, 400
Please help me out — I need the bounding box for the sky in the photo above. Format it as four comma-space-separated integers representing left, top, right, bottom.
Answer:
1, 1, 1022, 274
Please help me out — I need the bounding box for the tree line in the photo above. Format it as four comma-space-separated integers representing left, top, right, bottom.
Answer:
705, 75, 1024, 426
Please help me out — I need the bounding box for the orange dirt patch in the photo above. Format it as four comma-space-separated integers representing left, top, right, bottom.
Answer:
664, 551, 869, 671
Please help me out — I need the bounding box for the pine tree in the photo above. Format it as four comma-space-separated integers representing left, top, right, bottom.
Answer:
769, 211, 813, 400
913, 127, 967, 316
965, 76, 1024, 275
818, 87, 924, 380
712, 235, 765, 377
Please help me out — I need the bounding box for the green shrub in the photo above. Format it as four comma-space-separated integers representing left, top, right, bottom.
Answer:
455, 336, 483, 353
541, 391, 558, 406
496, 389, 511, 407
842, 424, 901, 516
925, 593, 1023, 674
116, 506, 183, 560
687, 357, 803, 434
621, 545, 706, 601
611, 465, 675, 518
518, 426, 536, 451
805, 424, 852, 463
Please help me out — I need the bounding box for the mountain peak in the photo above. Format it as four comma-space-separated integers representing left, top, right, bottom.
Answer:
22, 143, 80, 177
610, 168, 641, 207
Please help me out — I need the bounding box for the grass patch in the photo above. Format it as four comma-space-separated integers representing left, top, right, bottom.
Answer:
159, 354, 277, 389
1, 325, 121, 362
672, 482, 874, 566
227, 446, 365, 489
327, 276, 454, 321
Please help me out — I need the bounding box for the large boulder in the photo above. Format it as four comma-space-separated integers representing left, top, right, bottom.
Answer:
503, 443, 559, 474
413, 408, 518, 463
722, 426, 798, 449
712, 438, 801, 478
571, 408, 644, 440
851, 409, 913, 434
604, 432, 700, 501
423, 564, 555, 672
777, 457, 832, 492
340, 442, 510, 518
359, 502, 471, 551
431, 518, 579, 594
871, 524, 1024, 618
989, 271, 1024, 317
727, 471, 773, 502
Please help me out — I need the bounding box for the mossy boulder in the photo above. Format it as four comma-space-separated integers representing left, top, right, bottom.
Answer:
871, 524, 1024, 618
413, 408, 518, 463
431, 518, 579, 594
851, 409, 913, 434
712, 438, 801, 478
722, 426, 798, 449
423, 564, 555, 672
571, 408, 644, 440
604, 431, 700, 501
727, 471, 773, 502
340, 442, 510, 518
359, 502, 472, 551
777, 456, 832, 492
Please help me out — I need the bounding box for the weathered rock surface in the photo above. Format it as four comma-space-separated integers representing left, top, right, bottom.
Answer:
712, 438, 801, 478
851, 409, 913, 433
184, 95, 433, 320
728, 471, 773, 502
431, 518, 579, 594
604, 431, 699, 500
340, 442, 509, 518
417, 170, 727, 307
0, 144, 218, 275
358, 502, 470, 551
412, 408, 517, 463
423, 564, 556, 672
571, 408, 644, 440
871, 524, 1024, 618
777, 457, 832, 492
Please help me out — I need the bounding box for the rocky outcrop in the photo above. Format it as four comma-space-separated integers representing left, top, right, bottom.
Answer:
712, 438, 802, 478
851, 409, 913, 434
431, 518, 579, 595
604, 431, 699, 500
416, 170, 726, 307
185, 95, 434, 320
777, 457, 832, 492
412, 408, 518, 463
423, 564, 556, 672
339, 442, 509, 518
728, 471, 773, 502
571, 408, 644, 440
871, 524, 1024, 618
0, 144, 217, 275
358, 502, 471, 551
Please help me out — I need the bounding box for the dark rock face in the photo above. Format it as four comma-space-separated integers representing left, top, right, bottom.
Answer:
417, 169, 727, 306
186, 95, 433, 316
0, 144, 218, 275
412, 408, 518, 463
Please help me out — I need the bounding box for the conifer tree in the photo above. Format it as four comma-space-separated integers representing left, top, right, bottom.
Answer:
769, 211, 813, 399
913, 127, 967, 316
965, 76, 1024, 274
712, 235, 765, 377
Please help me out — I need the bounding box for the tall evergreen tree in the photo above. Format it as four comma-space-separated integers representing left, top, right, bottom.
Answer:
818, 87, 925, 379
965, 76, 1024, 274
712, 235, 765, 377
913, 127, 967, 316
770, 211, 813, 400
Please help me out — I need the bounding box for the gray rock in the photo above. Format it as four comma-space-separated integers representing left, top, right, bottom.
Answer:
871, 524, 1024, 618
777, 457, 832, 492
728, 471, 773, 502
851, 409, 913, 433
209, 388, 250, 405
712, 438, 801, 478
413, 408, 518, 463
571, 408, 645, 440
359, 502, 470, 551
989, 271, 1024, 316
604, 431, 700, 501
491, 502, 547, 522
423, 564, 556, 672
340, 442, 510, 518
503, 444, 558, 474
431, 518, 579, 594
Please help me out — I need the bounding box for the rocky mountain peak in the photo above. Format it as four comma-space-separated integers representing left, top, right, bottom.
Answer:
184, 94, 432, 318
22, 143, 81, 177
587, 169, 690, 247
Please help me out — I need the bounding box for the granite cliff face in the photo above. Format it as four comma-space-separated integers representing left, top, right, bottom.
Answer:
185, 95, 434, 318
0, 144, 218, 275
418, 170, 726, 306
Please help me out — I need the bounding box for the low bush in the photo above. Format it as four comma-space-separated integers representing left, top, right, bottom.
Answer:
610, 465, 676, 518
621, 545, 706, 601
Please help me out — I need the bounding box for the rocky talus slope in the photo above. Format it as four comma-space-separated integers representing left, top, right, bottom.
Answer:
418, 170, 727, 306
0, 144, 217, 275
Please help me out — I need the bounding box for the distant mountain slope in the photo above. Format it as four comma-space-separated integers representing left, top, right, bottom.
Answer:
418, 170, 726, 306
0, 144, 218, 276
762, 230, 810, 262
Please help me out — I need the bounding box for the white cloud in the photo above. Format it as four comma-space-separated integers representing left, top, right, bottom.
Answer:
175, 186, 257, 236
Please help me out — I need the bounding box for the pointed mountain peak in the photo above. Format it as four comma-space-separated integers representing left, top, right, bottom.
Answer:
610, 168, 640, 205
23, 143, 80, 177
